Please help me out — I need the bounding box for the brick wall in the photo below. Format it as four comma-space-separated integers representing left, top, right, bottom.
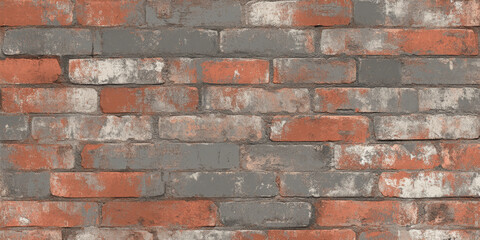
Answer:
1, 0, 480, 239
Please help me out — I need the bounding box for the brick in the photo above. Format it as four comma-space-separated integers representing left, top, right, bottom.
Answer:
3, 28, 92, 56
0, 59, 61, 84
101, 28, 217, 55
1, 172, 50, 198
81, 143, 239, 170
100, 87, 198, 113
267, 230, 356, 240
241, 145, 331, 171
69, 58, 165, 85
169, 172, 278, 197
321, 29, 478, 55
0, 144, 74, 170
0, 116, 28, 140
168, 58, 197, 84
155, 230, 266, 240
219, 202, 311, 228
379, 171, 480, 198
441, 143, 480, 170
419, 88, 480, 112
314, 88, 418, 112
101, 200, 216, 227
334, 143, 440, 170
146, 0, 242, 27
270, 116, 370, 143
359, 58, 401, 86
204, 87, 309, 113
423, 201, 480, 226
354, 0, 480, 27
359, 230, 480, 240
220, 29, 315, 56
0, 0, 73, 26
402, 58, 480, 85
0, 230, 62, 240
273, 58, 356, 84
280, 172, 375, 197
158, 115, 264, 142
32, 116, 152, 142
316, 200, 418, 226
246, 0, 352, 27
199, 59, 269, 84
50, 172, 163, 198
66, 227, 153, 240
374, 115, 479, 140
2, 88, 98, 113
76, 0, 144, 26
0, 201, 99, 227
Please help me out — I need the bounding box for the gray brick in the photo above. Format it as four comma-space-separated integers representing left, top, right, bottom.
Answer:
219, 202, 311, 228
220, 29, 315, 56
101, 28, 218, 55
402, 58, 480, 85
0, 172, 50, 198
353, 0, 385, 26
2, 28, 92, 56
419, 88, 480, 112
359, 59, 401, 86
241, 145, 331, 171
280, 172, 376, 197
66, 228, 153, 240
0, 116, 28, 140
82, 143, 239, 170
169, 172, 278, 197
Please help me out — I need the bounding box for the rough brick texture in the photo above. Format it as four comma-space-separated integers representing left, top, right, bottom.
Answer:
2, 0, 480, 238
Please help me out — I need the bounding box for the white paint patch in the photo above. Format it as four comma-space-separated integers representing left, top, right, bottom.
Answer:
70, 88, 98, 113
247, 1, 294, 26
381, 172, 451, 198
320, 29, 346, 54
19, 217, 30, 225
270, 120, 287, 136
189, 172, 200, 181
156, 230, 235, 240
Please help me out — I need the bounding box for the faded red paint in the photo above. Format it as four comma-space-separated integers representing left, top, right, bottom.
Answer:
314, 88, 350, 112
441, 143, 480, 170
0, 0, 73, 26
200, 59, 269, 84
76, 0, 143, 26
2, 144, 74, 170
267, 230, 356, 240
0, 59, 61, 84
294, 0, 352, 26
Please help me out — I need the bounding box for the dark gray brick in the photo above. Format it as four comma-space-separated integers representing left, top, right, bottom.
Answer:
359, 58, 401, 86
1, 172, 50, 198
0, 116, 28, 140
353, 0, 385, 26
402, 58, 480, 85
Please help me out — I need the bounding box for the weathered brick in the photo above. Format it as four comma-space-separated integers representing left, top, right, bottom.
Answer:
441, 143, 480, 170
359, 230, 480, 240
314, 88, 418, 112
158, 115, 264, 142
358, 58, 401, 86
100, 87, 198, 113
32, 116, 152, 142
168, 58, 197, 84
76, 0, 144, 26
2, 88, 98, 113
267, 230, 356, 240
155, 230, 266, 240
147, 0, 242, 27
3, 28, 92, 55
0, 144, 74, 170
419, 88, 480, 112
0, 201, 99, 227
0, 115, 28, 140
101, 28, 218, 55
169, 172, 278, 197
316, 200, 418, 226
374, 115, 479, 140
82, 143, 239, 170
423, 201, 480, 226
69, 58, 165, 85
321, 29, 478, 55
204, 87, 309, 113
66, 228, 153, 240
273, 58, 356, 84
0, 230, 62, 240
0, 59, 61, 84
1, 172, 50, 198
280, 172, 375, 197
0, 0, 73, 26
270, 116, 370, 143
241, 145, 331, 171
380, 171, 480, 198
219, 202, 311, 228
402, 58, 480, 85
354, 0, 480, 27
334, 143, 440, 170
51, 172, 164, 198
101, 200, 216, 227
199, 59, 269, 84
220, 29, 315, 55
246, 0, 352, 27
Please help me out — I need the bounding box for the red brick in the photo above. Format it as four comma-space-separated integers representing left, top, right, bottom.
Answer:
0, 59, 61, 84
441, 143, 480, 170
270, 116, 370, 143
423, 201, 480, 227
2, 88, 98, 113
246, 0, 352, 27
200, 59, 269, 84
0, 201, 99, 227
76, 0, 144, 26
0, 0, 73, 26
100, 87, 198, 113
267, 230, 356, 240
169, 58, 197, 84
316, 200, 418, 226
321, 29, 478, 55
0, 144, 74, 170
0, 230, 62, 240
101, 200, 216, 227
50, 172, 163, 198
